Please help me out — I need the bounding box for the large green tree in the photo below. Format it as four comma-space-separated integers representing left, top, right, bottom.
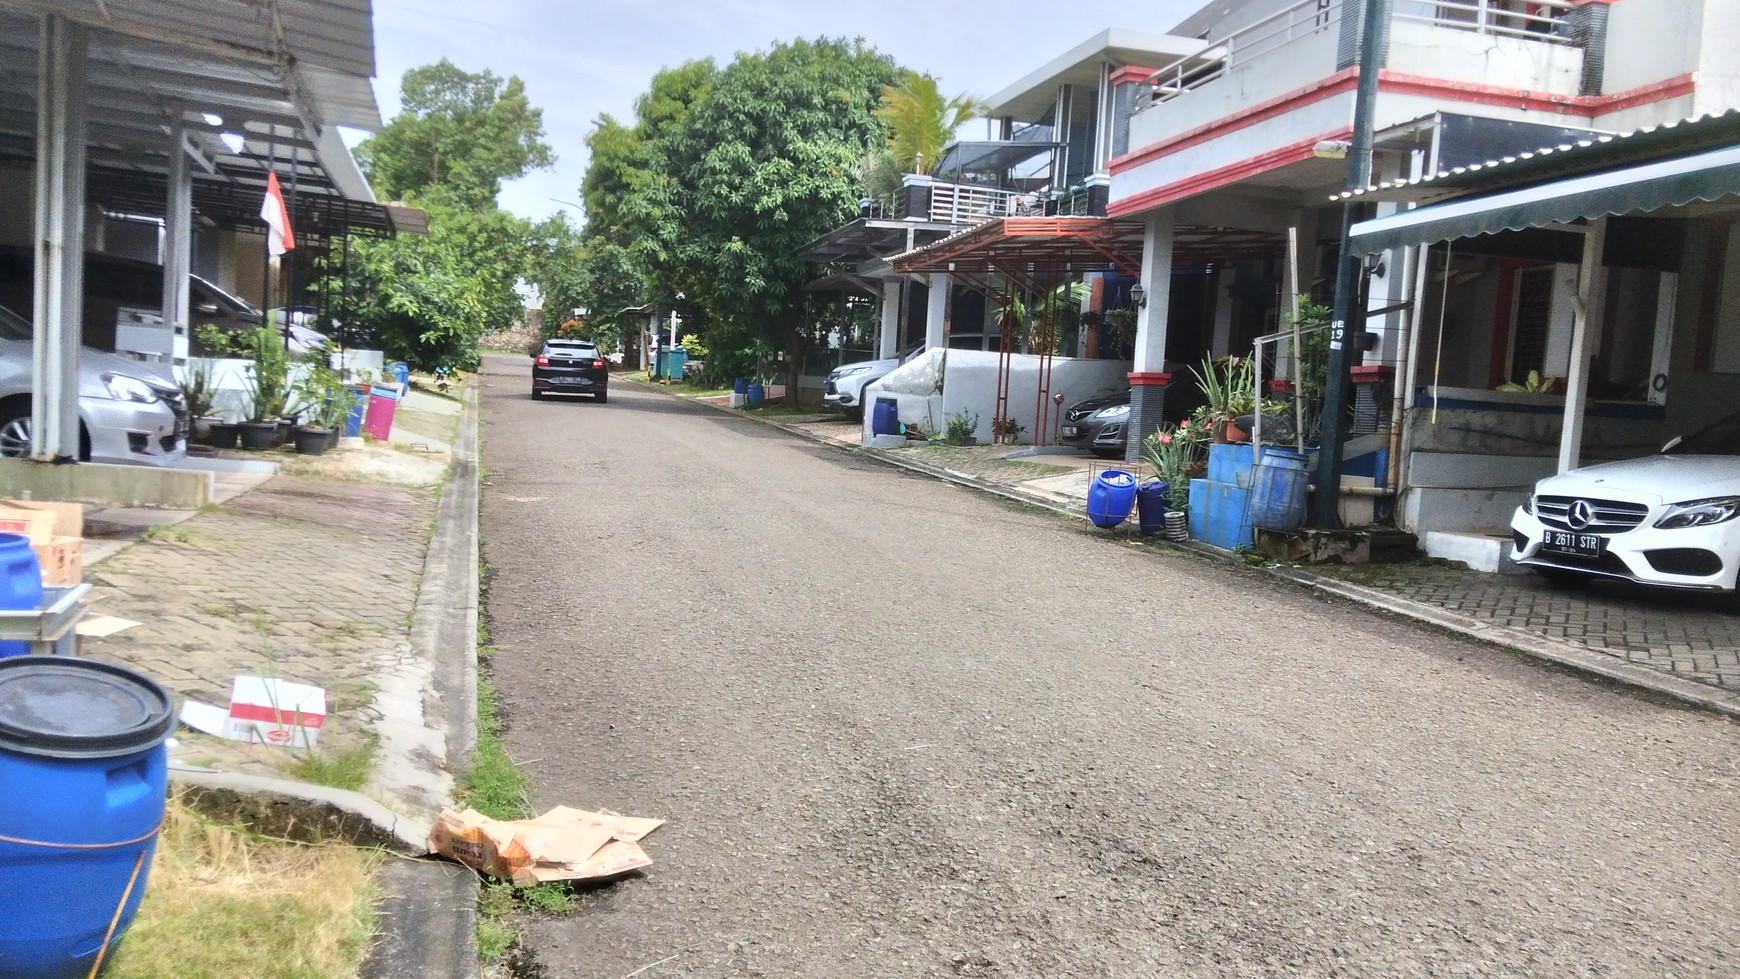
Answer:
343, 61, 553, 368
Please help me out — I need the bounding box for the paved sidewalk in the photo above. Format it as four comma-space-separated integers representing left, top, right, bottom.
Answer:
82, 473, 439, 782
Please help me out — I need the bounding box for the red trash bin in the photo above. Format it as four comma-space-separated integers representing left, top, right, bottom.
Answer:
362, 385, 400, 441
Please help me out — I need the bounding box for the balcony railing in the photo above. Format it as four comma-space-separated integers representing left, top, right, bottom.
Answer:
1139, 0, 1581, 111
926, 180, 1037, 224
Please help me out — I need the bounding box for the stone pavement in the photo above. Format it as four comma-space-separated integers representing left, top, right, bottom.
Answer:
81, 471, 440, 787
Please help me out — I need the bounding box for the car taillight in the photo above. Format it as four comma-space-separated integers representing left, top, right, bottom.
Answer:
535, 355, 549, 366
592, 358, 605, 369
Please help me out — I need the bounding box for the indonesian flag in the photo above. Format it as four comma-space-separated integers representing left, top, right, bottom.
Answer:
261, 171, 295, 256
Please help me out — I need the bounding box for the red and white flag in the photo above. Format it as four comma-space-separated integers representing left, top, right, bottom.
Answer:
261, 170, 295, 256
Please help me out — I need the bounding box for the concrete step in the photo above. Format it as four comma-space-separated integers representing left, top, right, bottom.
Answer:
1422, 529, 1526, 574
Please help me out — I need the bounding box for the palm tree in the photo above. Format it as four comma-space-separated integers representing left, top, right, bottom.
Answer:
874, 71, 992, 176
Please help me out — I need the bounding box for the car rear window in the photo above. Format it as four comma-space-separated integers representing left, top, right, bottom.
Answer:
545, 343, 597, 358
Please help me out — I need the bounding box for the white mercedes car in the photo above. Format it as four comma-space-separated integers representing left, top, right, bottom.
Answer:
1510, 412, 1740, 591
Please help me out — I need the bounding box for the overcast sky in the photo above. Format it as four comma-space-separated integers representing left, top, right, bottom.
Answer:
366, 0, 1203, 222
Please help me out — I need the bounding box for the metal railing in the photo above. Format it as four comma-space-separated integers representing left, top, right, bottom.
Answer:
1139, 0, 1580, 111
926, 180, 1033, 224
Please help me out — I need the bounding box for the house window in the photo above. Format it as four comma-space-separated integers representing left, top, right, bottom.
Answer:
1507, 265, 1555, 382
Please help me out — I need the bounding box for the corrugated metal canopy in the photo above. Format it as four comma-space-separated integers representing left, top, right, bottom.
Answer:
890, 217, 1283, 277
1348, 144, 1740, 254
0, 0, 398, 236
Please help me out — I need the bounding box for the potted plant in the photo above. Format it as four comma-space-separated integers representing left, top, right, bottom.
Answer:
178, 359, 221, 444
238, 326, 290, 450
290, 356, 354, 455
1145, 419, 1205, 541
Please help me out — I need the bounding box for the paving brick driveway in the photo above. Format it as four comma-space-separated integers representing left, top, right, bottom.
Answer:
81, 475, 436, 779
1311, 561, 1740, 691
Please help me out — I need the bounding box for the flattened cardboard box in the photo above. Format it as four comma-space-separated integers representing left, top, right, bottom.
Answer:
429, 805, 663, 885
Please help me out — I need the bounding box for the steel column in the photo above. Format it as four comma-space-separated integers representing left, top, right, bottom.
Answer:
162, 118, 193, 357
31, 14, 87, 462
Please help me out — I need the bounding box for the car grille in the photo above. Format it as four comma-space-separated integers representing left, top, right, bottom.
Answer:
1535, 496, 1649, 534
1066, 406, 1096, 422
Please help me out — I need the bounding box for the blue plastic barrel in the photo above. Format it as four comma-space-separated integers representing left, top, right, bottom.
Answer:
0, 657, 174, 979
871, 398, 899, 436
1135, 479, 1170, 535
746, 383, 766, 406
388, 360, 410, 394
0, 534, 43, 659
344, 384, 370, 438
1087, 470, 1138, 528
1248, 447, 1310, 531
733, 378, 748, 395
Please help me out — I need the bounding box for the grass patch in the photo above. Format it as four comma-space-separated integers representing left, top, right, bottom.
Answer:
283, 737, 377, 792
106, 797, 382, 979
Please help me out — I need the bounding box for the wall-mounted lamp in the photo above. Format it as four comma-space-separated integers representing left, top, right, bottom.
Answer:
1312, 139, 1351, 160
1129, 283, 1147, 308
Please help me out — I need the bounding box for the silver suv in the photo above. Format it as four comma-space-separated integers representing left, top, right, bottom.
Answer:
0, 303, 187, 464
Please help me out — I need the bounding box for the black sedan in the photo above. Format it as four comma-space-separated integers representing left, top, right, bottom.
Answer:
532, 339, 608, 402
1060, 389, 1131, 458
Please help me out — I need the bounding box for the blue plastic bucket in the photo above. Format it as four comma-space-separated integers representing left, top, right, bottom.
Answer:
733, 378, 748, 395
746, 383, 766, 406
1249, 447, 1310, 531
0, 534, 43, 659
1087, 469, 1138, 528
0, 657, 174, 978
1135, 479, 1170, 535
871, 398, 899, 436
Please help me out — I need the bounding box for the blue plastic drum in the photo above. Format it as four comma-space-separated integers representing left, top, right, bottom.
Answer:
1249, 447, 1310, 531
0, 657, 174, 978
871, 398, 900, 436
1088, 469, 1138, 528
746, 383, 766, 406
0, 533, 43, 659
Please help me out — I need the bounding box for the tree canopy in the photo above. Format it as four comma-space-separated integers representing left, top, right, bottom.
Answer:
875, 71, 991, 176
571, 38, 903, 383
342, 60, 553, 368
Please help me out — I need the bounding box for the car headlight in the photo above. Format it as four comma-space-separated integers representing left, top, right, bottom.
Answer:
832, 365, 871, 379
1521, 495, 1534, 515
102, 373, 162, 404
1655, 497, 1740, 529
1095, 404, 1132, 419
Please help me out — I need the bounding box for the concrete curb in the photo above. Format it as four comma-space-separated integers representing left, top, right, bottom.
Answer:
626, 377, 1740, 722
170, 769, 431, 852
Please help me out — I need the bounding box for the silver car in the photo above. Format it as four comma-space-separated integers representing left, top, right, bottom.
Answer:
0, 303, 188, 465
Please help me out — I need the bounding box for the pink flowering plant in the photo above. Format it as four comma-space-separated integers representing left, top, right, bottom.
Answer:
1144, 422, 1202, 511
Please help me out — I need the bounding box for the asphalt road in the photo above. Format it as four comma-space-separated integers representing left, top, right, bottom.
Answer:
479, 354, 1740, 979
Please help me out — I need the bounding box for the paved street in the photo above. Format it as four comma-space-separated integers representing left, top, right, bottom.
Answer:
479, 354, 1740, 979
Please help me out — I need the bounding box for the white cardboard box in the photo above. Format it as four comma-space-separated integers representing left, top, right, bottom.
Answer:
224, 676, 326, 748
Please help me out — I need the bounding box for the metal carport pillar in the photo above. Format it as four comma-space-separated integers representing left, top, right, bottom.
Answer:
162, 118, 193, 353
31, 13, 88, 462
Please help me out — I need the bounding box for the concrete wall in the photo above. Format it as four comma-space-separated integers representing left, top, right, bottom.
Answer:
1602, 0, 1701, 94
862, 349, 1128, 445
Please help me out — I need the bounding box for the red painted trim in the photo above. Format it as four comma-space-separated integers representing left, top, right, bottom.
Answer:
1108, 131, 1352, 217
229, 703, 326, 727
1110, 65, 1156, 87
1350, 365, 1395, 382
1110, 70, 1694, 178
1110, 69, 1359, 175
1128, 372, 1173, 386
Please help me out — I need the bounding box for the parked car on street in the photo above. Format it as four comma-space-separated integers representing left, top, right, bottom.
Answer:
0, 302, 188, 465
823, 346, 920, 420
1510, 410, 1740, 592
532, 338, 608, 402
1060, 389, 1132, 458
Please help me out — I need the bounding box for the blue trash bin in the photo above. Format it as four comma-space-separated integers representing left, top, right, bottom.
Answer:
871, 398, 900, 436
746, 383, 766, 406
388, 361, 410, 396
0, 533, 43, 659
344, 384, 370, 438
733, 378, 749, 395
1135, 479, 1170, 535
1248, 448, 1310, 531
0, 657, 174, 979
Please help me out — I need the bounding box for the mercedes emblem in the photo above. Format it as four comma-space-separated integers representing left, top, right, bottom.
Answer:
1567, 499, 1595, 530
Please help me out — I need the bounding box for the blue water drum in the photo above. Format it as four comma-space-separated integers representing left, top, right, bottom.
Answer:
746, 383, 766, 406
871, 398, 900, 436
1135, 479, 1170, 535
1087, 470, 1138, 528
0, 657, 173, 979
1249, 447, 1311, 531
733, 377, 748, 395
0, 533, 43, 659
